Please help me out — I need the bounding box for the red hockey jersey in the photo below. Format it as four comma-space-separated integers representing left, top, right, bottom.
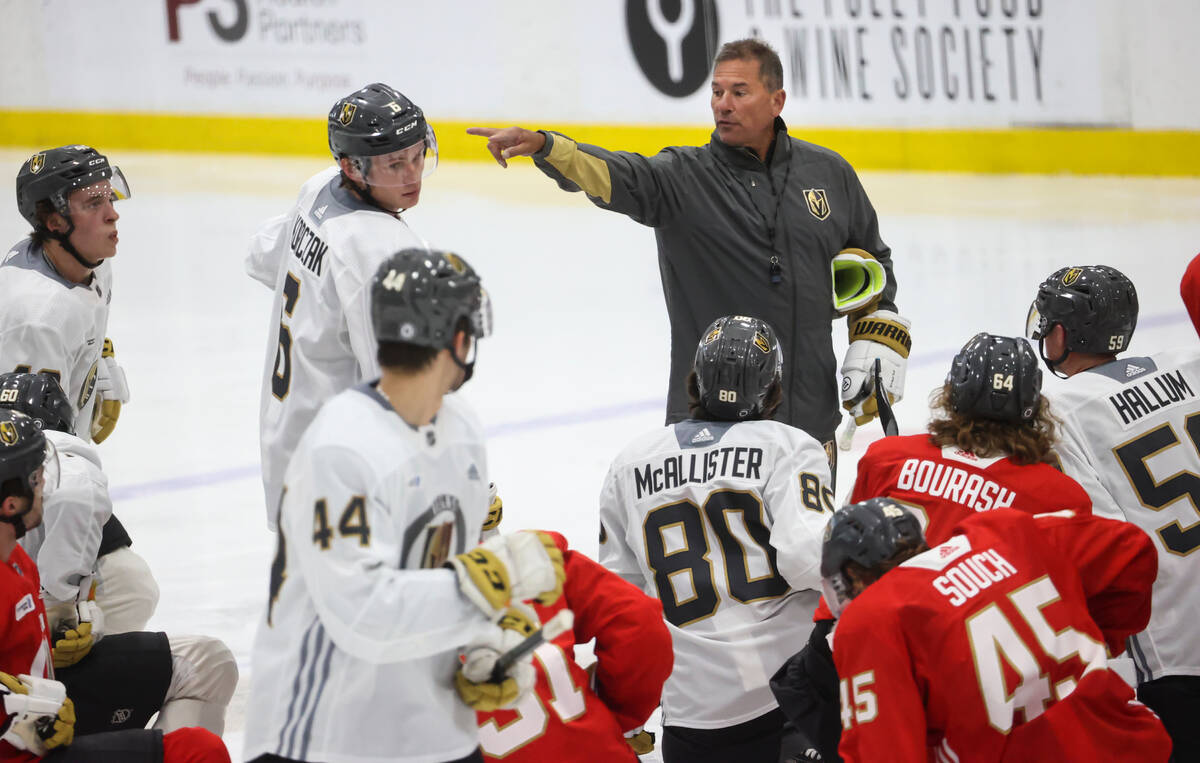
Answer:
1, 544, 53, 762
477, 532, 673, 762
815, 435, 1092, 621
833, 509, 1170, 762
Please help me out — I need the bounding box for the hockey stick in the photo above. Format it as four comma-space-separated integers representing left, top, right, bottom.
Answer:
490, 609, 574, 683
836, 358, 897, 450
872, 358, 899, 437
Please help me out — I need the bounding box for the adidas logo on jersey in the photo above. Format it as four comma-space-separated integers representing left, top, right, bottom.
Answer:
1126, 363, 1146, 377
314, 204, 328, 219
691, 427, 714, 444
467, 464, 480, 481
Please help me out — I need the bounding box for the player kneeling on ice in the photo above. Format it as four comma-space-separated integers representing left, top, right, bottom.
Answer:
822, 497, 1171, 762
0, 372, 159, 638
476, 531, 673, 762
599, 315, 834, 763
244, 249, 566, 763
0, 410, 231, 762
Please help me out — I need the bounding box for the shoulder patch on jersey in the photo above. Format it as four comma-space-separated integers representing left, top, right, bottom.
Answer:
902, 535, 971, 571
14, 593, 35, 621
940, 445, 1003, 469
673, 420, 734, 449
1085, 356, 1157, 383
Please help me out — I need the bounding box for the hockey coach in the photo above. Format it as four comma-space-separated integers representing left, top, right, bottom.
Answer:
469, 38, 908, 479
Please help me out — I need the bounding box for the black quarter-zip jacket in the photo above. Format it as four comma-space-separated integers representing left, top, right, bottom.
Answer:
532, 116, 898, 443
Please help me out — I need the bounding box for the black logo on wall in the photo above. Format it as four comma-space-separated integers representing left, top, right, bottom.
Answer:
626, 0, 720, 98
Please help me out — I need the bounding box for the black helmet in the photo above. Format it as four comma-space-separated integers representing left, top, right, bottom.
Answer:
820, 497, 925, 616
371, 248, 492, 381
1026, 266, 1138, 368
693, 315, 783, 421
947, 333, 1041, 423
0, 410, 50, 540
15, 145, 130, 229
0, 373, 76, 435
328, 83, 435, 161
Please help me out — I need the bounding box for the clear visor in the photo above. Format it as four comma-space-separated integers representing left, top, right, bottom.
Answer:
29, 440, 61, 498
66, 168, 131, 214
353, 126, 439, 188
474, 288, 494, 340
820, 574, 851, 619
1025, 301, 1045, 340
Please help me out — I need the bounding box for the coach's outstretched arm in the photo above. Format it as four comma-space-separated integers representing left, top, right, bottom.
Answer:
467, 126, 683, 228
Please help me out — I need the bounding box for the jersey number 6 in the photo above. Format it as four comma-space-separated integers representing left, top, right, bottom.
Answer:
271, 272, 302, 401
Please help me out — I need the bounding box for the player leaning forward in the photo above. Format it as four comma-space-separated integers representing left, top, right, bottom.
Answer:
244, 249, 566, 763
247, 83, 435, 530
599, 315, 833, 762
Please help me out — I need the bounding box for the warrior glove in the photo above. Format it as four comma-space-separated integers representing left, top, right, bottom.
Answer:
840, 310, 911, 425
0, 672, 75, 753
455, 604, 540, 711
91, 338, 130, 443
447, 531, 565, 619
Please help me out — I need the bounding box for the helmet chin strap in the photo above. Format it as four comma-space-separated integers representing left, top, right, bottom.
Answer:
46, 216, 102, 271
1038, 336, 1071, 380
450, 350, 475, 390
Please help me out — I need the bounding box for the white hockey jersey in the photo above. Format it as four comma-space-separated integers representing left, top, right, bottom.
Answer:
598, 418, 834, 729
247, 167, 426, 529
1047, 348, 1200, 682
0, 239, 111, 440
243, 383, 494, 763
19, 430, 111, 605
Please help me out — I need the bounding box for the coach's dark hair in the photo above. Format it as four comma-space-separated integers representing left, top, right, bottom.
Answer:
714, 38, 784, 92
686, 370, 782, 421
926, 383, 1061, 466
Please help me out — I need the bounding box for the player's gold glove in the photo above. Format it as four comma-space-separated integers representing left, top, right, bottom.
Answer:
0, 672, 74, 753
482, 482, 503, 532
455, 604, 539, 711
52, 622, 94, 669
840, 310, 911, 425
447, 531, 565, 618
626, 729, 656, 755
91, 338, 129, 444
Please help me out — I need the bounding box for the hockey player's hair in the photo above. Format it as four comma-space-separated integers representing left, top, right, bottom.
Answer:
926, 382, 1061, 466
0, 477, 29, 504
377, 316, 472, 373
29, 200, 57, 246
685, 370, 782, 421
714, 38, 784, 92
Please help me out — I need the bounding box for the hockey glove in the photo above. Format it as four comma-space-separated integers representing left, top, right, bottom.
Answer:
831, 248, 887, 314
91, 338, 130, 444
447, 531, 565, 619
47, 599, 102, 669
455, 604, 539, 711
840, 310, 911, 425
626, 728, 656, 755
0, 672, 75, 753
482, 482, 503, 533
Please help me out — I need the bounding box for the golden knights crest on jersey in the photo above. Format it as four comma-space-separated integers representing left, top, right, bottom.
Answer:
403, 493, 467, 569
804, 188, 830, 220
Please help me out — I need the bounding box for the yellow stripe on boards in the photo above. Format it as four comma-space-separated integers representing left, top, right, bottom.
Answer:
2, 110, 1199, 176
